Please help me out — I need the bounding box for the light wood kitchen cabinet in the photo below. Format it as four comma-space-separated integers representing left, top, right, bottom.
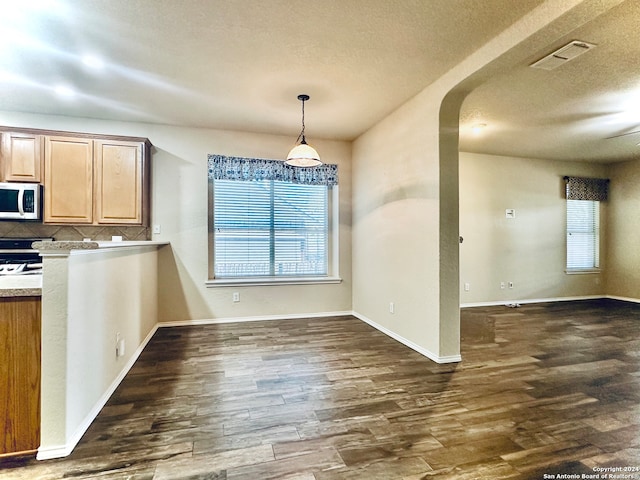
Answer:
0, 126, 151, 226
0, 296, 41, 457
1, 132, 44, 183
44, 136, 94, 224
95, 140, 144, 224
43, 135, 150, 225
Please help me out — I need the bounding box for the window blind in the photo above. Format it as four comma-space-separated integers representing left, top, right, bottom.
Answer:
566, 199, 599, 270
213, 179, 328, 278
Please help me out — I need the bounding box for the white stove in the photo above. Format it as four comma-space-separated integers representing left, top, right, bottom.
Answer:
0, 237, 52, 275
0, 263, 43, 275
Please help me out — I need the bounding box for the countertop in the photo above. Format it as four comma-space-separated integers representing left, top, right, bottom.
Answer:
0, 274, 42, 297
32, 240, 169, 252
0, 241, 169, 297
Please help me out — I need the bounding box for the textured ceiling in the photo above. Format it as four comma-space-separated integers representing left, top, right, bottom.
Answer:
0, 0, 637, 163
0, 0, 543, 140
460, 0, 640, 163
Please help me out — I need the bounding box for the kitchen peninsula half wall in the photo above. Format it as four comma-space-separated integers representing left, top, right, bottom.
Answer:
33, 240, 168, 459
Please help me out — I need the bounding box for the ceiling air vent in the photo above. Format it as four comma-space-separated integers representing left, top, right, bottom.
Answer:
530, 40, 596, 70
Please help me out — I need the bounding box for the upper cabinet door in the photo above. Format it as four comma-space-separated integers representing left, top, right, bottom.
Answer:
1, 132, 44, 183
94, 140, 144, 224
44, 136, 94, 224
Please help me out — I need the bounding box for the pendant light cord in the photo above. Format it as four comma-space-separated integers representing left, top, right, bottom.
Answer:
297, 94, 309, 145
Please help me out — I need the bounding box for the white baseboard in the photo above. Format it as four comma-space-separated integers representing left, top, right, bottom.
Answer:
35, 443, 75, 461
460, 295, 605, 308
158, 310, 353, 328
37, 324, 160, 461
160, 310, 461, 364
352, 311, 461, 364
163, 298, 637, 365
606, 295, 640, 304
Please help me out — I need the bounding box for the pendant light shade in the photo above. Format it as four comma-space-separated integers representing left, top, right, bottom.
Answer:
286, 94, 322, 167
286, 141, 322, 167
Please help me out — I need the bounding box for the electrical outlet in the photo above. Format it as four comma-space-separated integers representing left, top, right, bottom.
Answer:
233, 292, 240, 302
464, 282, 470, 291
500, 282, 506, 289
153, 224, 161, 234
115, 332, 125, 357
509, 281, 514, 289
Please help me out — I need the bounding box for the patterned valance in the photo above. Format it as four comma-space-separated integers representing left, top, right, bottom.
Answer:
208, 154, 338, 186
564, 176, 608, 201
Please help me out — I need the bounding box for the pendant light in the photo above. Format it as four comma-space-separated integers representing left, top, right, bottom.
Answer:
286, 94, 322, 167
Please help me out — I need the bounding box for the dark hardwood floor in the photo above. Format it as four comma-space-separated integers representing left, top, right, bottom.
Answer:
2, 299, 640, 479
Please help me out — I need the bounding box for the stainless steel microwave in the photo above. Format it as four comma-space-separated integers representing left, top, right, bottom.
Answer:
0, 182, 41, 220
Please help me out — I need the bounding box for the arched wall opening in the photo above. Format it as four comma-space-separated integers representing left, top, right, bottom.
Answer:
352, 0, 622, 364
438, 0, 625, 358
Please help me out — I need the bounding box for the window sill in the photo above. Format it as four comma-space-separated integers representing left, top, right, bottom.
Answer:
206, 276, 343, 287
565, 269, 602, 275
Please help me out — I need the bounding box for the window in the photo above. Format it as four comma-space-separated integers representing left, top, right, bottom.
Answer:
207, 155, 339, 285
566, 199, 600, 271
214, 179, 329, 277
564, 176, 607, 273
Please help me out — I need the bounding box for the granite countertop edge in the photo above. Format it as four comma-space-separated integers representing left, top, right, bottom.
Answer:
0, 274, 42, 297
0, 287, 41, 297
32, 240, 169, 251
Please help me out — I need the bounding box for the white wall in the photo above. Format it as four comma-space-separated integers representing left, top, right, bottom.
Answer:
459, 153, 640, 306
67, 246, 158, 436
459, 152, 608, 305
606, 159, 640, 302
0, 111, 353, 322
352, 88, 448, 361
151, 125, 352, 322
39, 245, 159, 459
350, 0, 614, 362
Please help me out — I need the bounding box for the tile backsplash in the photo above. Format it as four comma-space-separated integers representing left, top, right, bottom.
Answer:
0, 222, 150, 241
